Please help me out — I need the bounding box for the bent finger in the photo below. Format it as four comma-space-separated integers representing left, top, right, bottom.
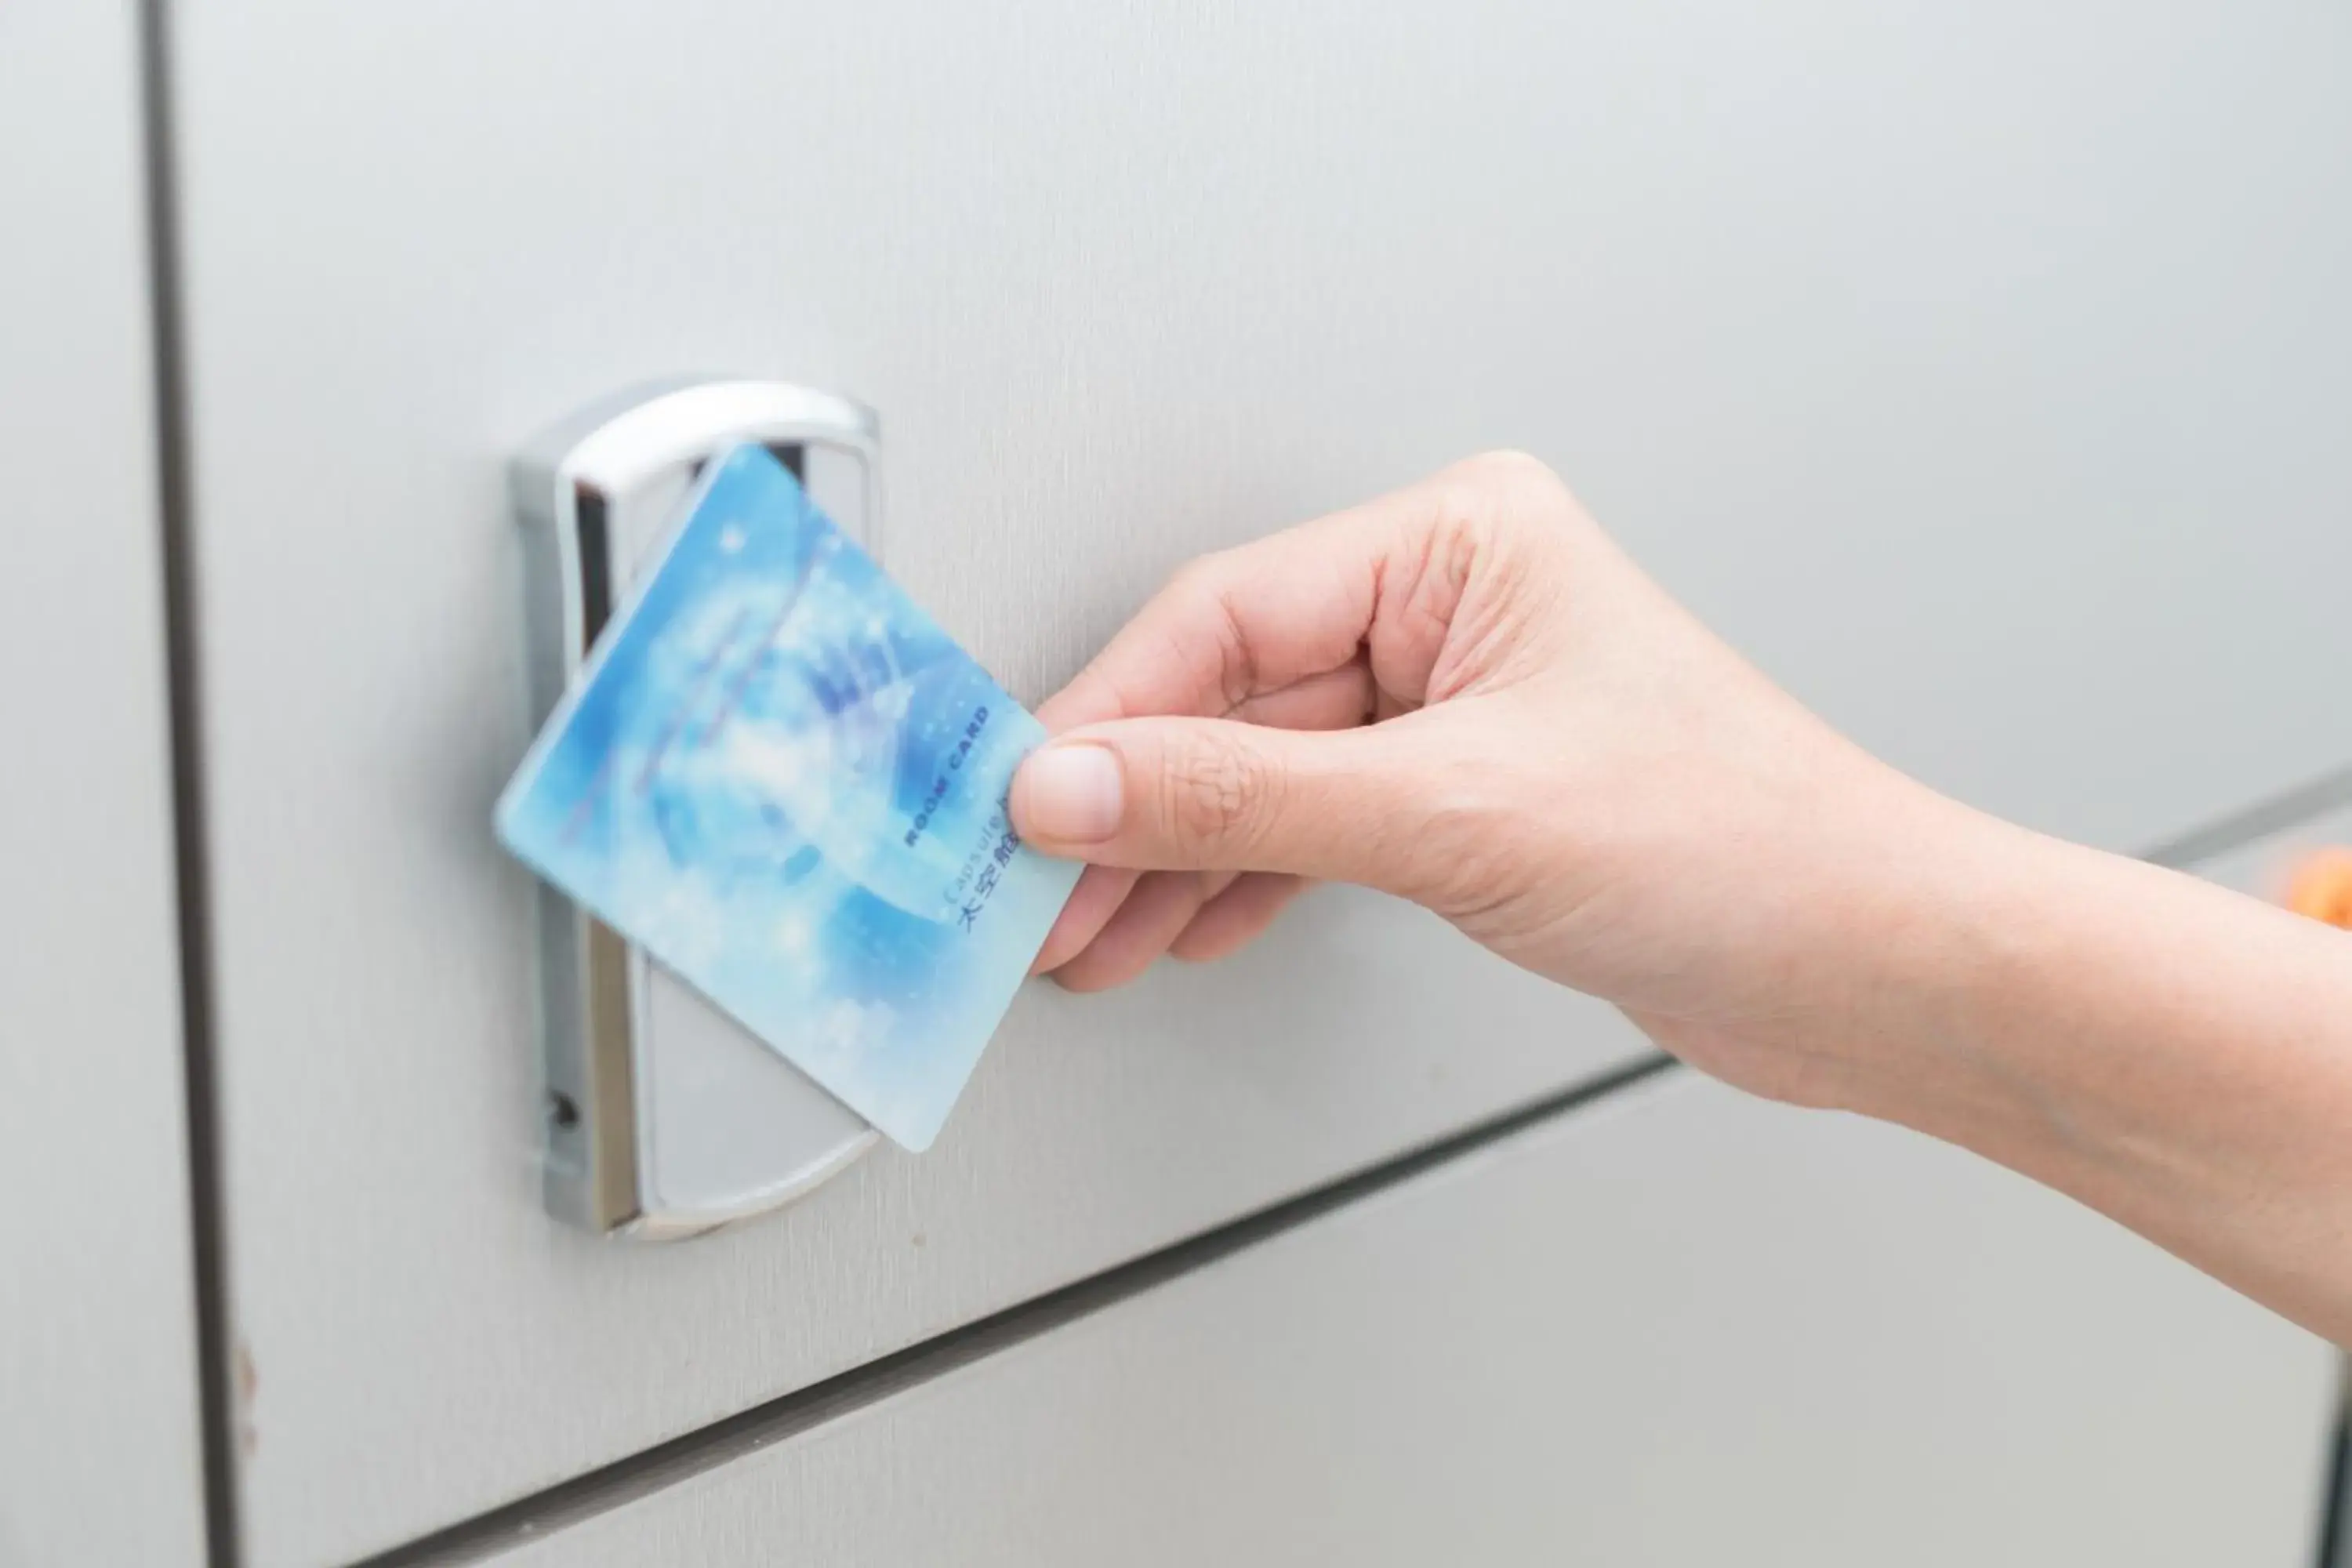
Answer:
1050, 870, 1218, 993
1171, 873, 1308, 963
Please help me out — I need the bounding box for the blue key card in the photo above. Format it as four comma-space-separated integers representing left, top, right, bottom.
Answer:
495, 445, 1080, 1151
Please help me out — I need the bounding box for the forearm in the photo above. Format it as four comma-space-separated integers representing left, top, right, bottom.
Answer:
1857, 811, 2352, 1343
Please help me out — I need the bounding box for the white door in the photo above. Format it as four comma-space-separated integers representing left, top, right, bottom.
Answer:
0, 2, 206, 1563
480, 1070, 2337, 1568
162, 1, 2352, 1562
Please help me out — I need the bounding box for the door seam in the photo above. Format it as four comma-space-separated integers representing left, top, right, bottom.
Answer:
134, 0, 241, 1560
353, 1055, 1681, 1566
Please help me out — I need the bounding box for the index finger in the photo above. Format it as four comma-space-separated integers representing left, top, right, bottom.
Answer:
1034, 472, 1456, 733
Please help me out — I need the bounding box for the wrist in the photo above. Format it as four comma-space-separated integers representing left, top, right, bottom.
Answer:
1773, 783, 2072, 1145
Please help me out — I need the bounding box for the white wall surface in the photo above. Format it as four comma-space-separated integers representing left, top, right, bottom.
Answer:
158, 0, 2352, 1560
0, 2, 206, 1563
488, 1071, 2337, 1568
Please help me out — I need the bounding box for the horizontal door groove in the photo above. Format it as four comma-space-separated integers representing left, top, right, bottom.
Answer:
2143, 765, 2352, 870
355, 1054, 1679, 1567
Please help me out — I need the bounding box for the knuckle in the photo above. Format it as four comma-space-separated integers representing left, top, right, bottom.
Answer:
1159, 731, 1277, 855
1450, 449, 1577, 532
1462, 448, 1563, 495
1166, 551, 1229, 601
1375, 743, 1530, 911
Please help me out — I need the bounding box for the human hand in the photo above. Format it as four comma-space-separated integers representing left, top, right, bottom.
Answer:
1008, 452, 1985, 1109
1011, 452, 2352, 1345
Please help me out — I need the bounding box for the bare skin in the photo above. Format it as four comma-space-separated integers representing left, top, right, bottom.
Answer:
1008, 452, 2352, 1346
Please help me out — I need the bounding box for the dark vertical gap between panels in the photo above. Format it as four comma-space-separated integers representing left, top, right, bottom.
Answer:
2314, 1388, 2350, 1568
132, 0, 241, 1563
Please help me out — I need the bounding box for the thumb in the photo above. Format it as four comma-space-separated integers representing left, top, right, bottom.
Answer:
1010, 716, 1417, 887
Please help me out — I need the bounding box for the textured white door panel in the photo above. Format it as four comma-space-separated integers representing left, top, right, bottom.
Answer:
0, 2, 206, 1563
165, 0, 2352, 1560
491, 1071, 2336, 1568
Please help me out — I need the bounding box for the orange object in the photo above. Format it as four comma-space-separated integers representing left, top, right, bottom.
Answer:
2285, 848, 2352, 931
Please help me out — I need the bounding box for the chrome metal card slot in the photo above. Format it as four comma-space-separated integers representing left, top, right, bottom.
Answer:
512, 378, 884, 1239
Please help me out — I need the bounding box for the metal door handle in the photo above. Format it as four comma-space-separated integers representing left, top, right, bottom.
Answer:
512, 377, 883, 1240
